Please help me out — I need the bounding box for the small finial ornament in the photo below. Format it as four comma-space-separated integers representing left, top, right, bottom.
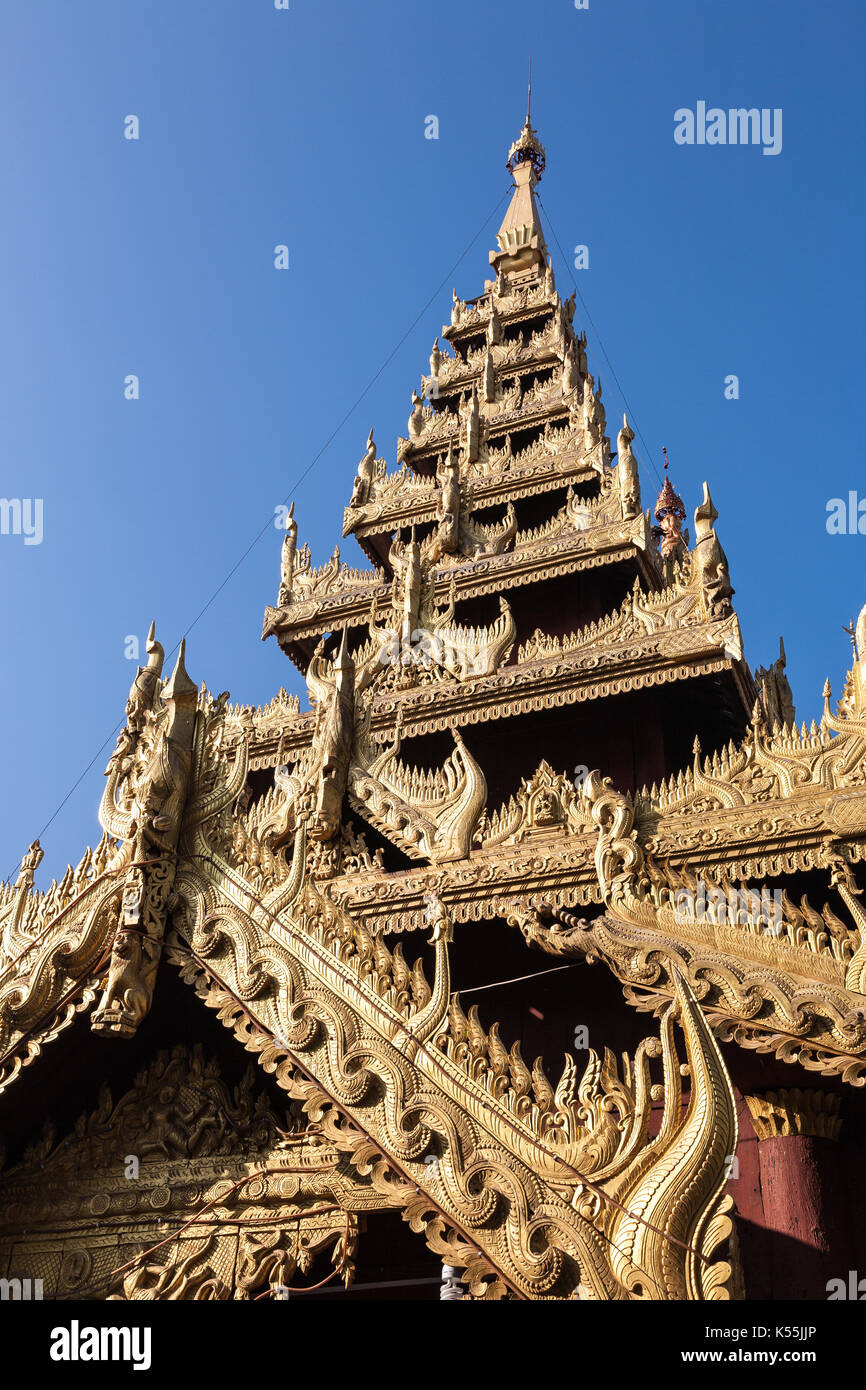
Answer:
506, 119, 546, 182
654, 447, 686, 559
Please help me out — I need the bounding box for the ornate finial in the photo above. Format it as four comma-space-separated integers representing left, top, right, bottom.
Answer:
654, 449, 686, 560
654, 452, 685, 522
655, 452, 683, 519
527, 54, 532, 124
506, 118, 546, 182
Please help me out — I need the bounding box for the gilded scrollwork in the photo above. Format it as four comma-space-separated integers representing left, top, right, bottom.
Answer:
167, 851, 736, 1296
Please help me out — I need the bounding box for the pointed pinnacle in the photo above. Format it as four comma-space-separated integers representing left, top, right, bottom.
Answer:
162, 638, 197, 701
145, 621, 164, 671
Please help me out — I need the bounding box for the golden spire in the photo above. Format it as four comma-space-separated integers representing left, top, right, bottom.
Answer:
490, 91, 548, 278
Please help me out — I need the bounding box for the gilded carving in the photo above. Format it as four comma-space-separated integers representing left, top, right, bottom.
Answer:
5, 117, 866, 1303
743, 1087, 843, 1141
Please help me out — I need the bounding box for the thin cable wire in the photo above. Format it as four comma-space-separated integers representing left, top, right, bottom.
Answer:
5, 189, 512, 882
456, 962, 578, 996
536, 192, 665, 488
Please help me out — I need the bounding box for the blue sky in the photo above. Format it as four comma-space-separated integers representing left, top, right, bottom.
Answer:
1, 0, 864, 881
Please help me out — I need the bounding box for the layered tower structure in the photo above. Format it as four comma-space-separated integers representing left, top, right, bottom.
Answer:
2, 121, 866, 1301
259, 119, 760, 974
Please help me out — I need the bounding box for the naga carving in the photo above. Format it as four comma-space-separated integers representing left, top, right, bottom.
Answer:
93, 630, 197, 1037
